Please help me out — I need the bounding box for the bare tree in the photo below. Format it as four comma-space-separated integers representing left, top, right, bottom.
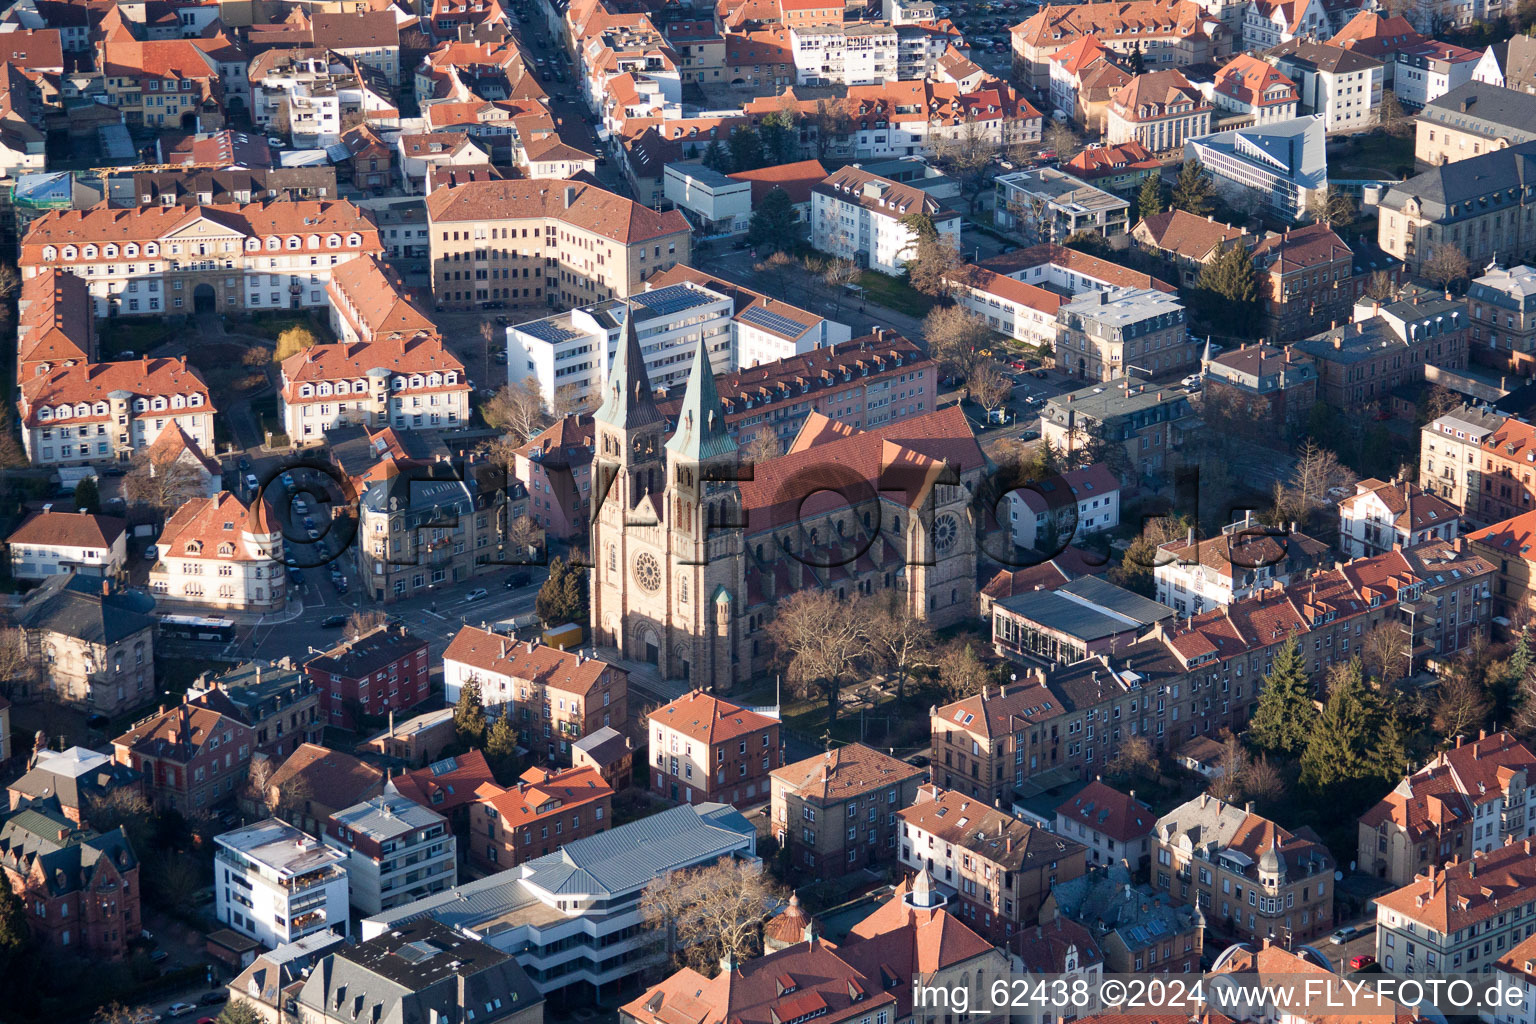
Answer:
0, 264, 20, 301
938, 640, 992, 699
1271, 439, 1349, 524
864, 597, 936, 701
1365, 269, 1399, 302
1208, 733, 1248, 803
482, 379, 548, 444
1422, 244, 1471, 291
507, 514, 543, 558
1107, 735, 1158, 782
1376, 91, 1411, 138
245, 755, 274, 807
1306, 185, 1356, 229
970, 362, 1013, 417
922, 304, 992, 381
823, 257, 861, 318
639, 859, 785, 976
475, 434, 523, 480
767, 590, 870, 723
1360, 623, 1408, 687
123, 448, 209, 514
553, 382, 590, 417
94, 1003, 160, 1024
1434, 660, 1491, 740
347, 609, 388, 638
742, 430, 783, 462
1042, 120, 1078, 160
1243, 754, 1286, 803
0, 625, 36, 699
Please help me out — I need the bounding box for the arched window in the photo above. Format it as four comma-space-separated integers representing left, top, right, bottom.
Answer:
267, 237, 280, 251
680, 577, 689, 604
300, 384, 314, 397
125, 243, 139, 257
145, 243, 159, 256
306, 235, 320, 249
326, 234, 341, 248
286, 236, 301, 249
347, 233, 362, 247
82, 245, 97, 259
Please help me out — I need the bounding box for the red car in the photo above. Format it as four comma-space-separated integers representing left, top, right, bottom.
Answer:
1349, 955, 1377, 971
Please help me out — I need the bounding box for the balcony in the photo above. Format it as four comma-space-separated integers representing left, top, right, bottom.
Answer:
283, 866, 343, 893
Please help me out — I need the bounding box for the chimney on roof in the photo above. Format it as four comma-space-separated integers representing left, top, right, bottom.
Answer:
564, 185, 577, 207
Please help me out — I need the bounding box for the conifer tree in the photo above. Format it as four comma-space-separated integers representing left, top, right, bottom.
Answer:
1197, 243, 1261, 338
1300, 659, 1378, 790
1137, 172, 1164, 220
453, 680, 487, 745
1368, 711, 1410, 783
1249, 636, 1316, 756
1171, 159, 1217, 217
485, 712, 519, 783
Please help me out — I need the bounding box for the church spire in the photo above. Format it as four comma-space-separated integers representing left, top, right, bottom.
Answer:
596, 301, 662, 431
665, 334, 736, 460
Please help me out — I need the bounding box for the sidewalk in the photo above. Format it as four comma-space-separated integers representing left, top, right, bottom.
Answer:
592, 645, 692, 703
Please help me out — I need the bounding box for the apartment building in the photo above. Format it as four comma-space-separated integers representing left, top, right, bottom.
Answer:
1481, 417, 1536, 523
113, 699, 256, 814
1251, 223, 1356, 344
1055, 779, 1155, 870
1044, 867, 1202, 973
1201, 342, 1319, 434
149, 492, 284, 612
1394, 39, 1483, 110
1010, 0, 1229, 89
467, 766, 613, 872
898, 784, 1088, 938
1054, 286, 1192, 383
1048, 36, 1132, 132
425, 179, 691, 311
1359, 731, 1536, 887
1469, 263, 1536, 375
1470, 508, 1536, 621
811, 166, 961, 276
513, 416, 593, 540
1131, 210, 1249, 287
950, 267, 1066, 348
1373, 839, 1536, 974
324, 793, 456, 916
302, 624, 431, 729
1041, 378, 1198, 483
1376, 141, 1536, 274
324, 253, 436, 346
1154, 793, 1335, 944
361, 803, 757, 996
1212, 53, 1299, 123
1292, 288, 1470, 409
1185, 115, 1327, 221
1005, 463, 1121, 550
1338, 478, 1463, 558
444, 627, 628, 764
253, 745, 385, 839
1063, 141, 1162, 195
648, 264, 852, 370
15, 268, 94, 383
648, 691, 780, 808
1244, 0, 1328, 50
994, 167, 1130, 241
1266, 40, 1383, 131
186, 660, 321, 761
18, 356, 215, 468
1420, 403, 1507, 513
770, 744, 925, 879
1154, 521, 1330, 615
252, 50, 395, 148
18, 200, 382, 317
789, 22, 898, 85
6, 747, 139, 825
13, 575, 155, 713
6, 509, 127, 582
280, 334, 470, 441
99, 37, 223, 130
215, 819, 350, 949
1106, 70, 1212, 152
1416, 83, 1536, 169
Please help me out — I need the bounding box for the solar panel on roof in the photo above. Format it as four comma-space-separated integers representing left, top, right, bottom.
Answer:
635, 284, 713, 317
739, 304, 811, 338
429, 756, 459, 775
519, 319, 583, 344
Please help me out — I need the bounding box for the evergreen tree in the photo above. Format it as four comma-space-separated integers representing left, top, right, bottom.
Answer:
453, 680, 487, 745
1299, 659, 1378, 790
1197, 243, 1261, 338
1170, 159, 1217, 217
1137, 172, 1164, 219
728, 126, 766, 173
1248, 636, 1316, 756
485, 712, 519, 783
74, 476, 100, 515
1129, 41, 1145, 73
0, 872, 30, 979
1368, 711, 1410, 782
536, 556, 586, 626
701, 139, 729, 173
746, 187, 798, 255
758, 111, 799, 164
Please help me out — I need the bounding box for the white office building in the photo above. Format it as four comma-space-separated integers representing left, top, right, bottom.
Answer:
324, 794, 457, 917
1184, 115, 1326, 222
662, 163, 752, 236
215, 818, 350, 949
812, 165, 962, 275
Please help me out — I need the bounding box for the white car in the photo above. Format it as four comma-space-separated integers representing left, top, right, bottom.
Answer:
166, 1004, 197, 1018
465, 588, 488, 602
1181, 374, 1202, 388
144, 545, 159, 562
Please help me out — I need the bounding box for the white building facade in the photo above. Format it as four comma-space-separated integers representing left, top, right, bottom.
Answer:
215, 819, 351, 950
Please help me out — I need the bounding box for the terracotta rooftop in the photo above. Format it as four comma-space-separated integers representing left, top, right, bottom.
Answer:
650, 690, 777, 746
7, 509, 126, 551
771, 744, 923, 804
1055, 779, 1155, 844
444, 625, 620, 697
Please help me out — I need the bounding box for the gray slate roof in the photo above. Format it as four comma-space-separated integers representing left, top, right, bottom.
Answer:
1419, 82, 1536, 143
332, 793, 449, 841
13, 572, 156, 646
1378, 139, 1536, 223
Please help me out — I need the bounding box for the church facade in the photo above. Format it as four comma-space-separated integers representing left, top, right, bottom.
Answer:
589, 312, 988, 691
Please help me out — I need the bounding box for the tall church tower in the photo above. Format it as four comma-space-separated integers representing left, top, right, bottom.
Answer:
664, 335, 743, 687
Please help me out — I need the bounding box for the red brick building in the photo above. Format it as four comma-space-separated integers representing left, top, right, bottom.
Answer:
467, 765, 613, 872
770, 744, 925, 879
112, 700, 255, 814
0, 799, 140, 960
303, 624, 430, 729
1252, 223, 1355, 343
648, 691, 780, 807
1478, 418, 1536, 525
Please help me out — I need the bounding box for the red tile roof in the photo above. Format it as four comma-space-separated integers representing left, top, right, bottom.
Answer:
771, 744, 922, 803
389, 748, 496, 811
650, 691, 777, 746
726, 159, 829, 206
443, 625, 620, 697
158, 492, 274, 561
1056, 779, 1155, 843
424, 178, 690, 244
7, 510, 126, 550
19, 356, 214, 429
478, 765, 612, 825
1375, 840, 1536, 933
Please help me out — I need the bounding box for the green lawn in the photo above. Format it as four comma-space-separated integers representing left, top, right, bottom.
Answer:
856, 271, 937, 319
1330, 133, 1416, 180
232, 310, 336, 343
98, 318, 184, 358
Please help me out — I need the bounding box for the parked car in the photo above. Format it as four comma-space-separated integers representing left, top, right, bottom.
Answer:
1349, 955, 1377, 971
1031, 369, 1047, 379
322, 614, 347, 629
86, 712, 110, 730
1021, 429, 1040, 441
1329, 926, 1361, 945
200, 992, 228, 1006
167, 1005, 197, 1018
144, 545, 158, 562
150, 950, 170, 964
245, 473, 260, 492
288, 568, 304, 585
281, 473, 296, 489
505, 572, 531, 588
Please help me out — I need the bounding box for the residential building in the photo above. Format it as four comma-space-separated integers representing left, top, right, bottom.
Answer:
1291, 287, 1470, 409
726, 159, 830, 226
1395, 39, 1483, 110
467, 766, 613, 872
1043, 866, 1203, 973
224, 932, 346, 1024
662, 163, 751, 237
1153, 793, 1336, 944
281, 334, 470, 441
1328, 10, 1425, 68
1154, 519, 1330, 614
811, 166, 961, 276
648, 690, 780, 807
1041, 378, 1199, 484
1212, 52, 1299, 123
18, 200, 383, 318
1505, 33, 1536, 94
296, 919, 543, 1024
424, 179, 691, 311
444, 627, 627, 764
949, 267, 1066, 348
991, 576, 1175, 666
1048, 36, 1132, 132
355, 708, 458, 767
1010, 0, 1229, 90
302, 624, 431, 730
654, 331, 936, 452
770, 744, 924, 879
993, 167, 1130, 242
114, 698, 255, 814
149, 492, 284, 612
1054, 286, 1192, 383
324, 253, 436, 346
13, 574, 155, 713
1359, 730, 1536, 886
1420, 402, 1508, 513
1132, 210, 1250, 288
1106, 70, 1212, 152
1470, 508, 1536, 620
258, 743, 385, 838
252, 50, 395, 149
513, 415, 593, 541
141, 421, 222, 499
1244, 0, 1329, 51
1373, 839, 1536, 973
398, 133, 491, 195
1185, 114, 1327, 221
18, 356, 215, 467
1200, 342, 1319, 435
1338, 477, 1463, 558
898, 784, 1088, 938
0, 800, 140, 961
1416, 83, 1536, 169
1375, 141, 1536, 274
1055, 779, 1155, 870
7, 746, 139, 825
388, 751, 497, 836
323, 793, 456, 916
1468, 262, 1536, 374
1399, 537, 1495, 658
98, 37, 222, 130
1251, 223, 1356, 344
649, 263, 853, 369
215, 819, 349, 948
361, 803, 757, 996
186, 659, 322, 761
1063, 141, 1162, 195
1265, 40, 1383, 131
570, 728, 633, 793
311, 11, 402, 84
6, 510, 127, 582
14, 268, 94, 384
1005, 463, 1121, 550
